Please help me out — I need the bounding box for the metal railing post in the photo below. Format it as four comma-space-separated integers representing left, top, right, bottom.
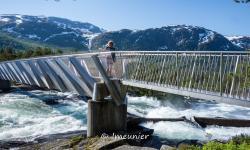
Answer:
230, 55, 240, 97
158, 55, 166, 85
176, 52, 179, 88
220, 53, 223, 96
189, 55, 197, 89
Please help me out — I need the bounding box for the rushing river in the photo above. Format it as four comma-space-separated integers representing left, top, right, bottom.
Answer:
1, 89, 250, 141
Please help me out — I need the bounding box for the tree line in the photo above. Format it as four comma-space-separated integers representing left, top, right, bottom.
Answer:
0, 47, 63, 62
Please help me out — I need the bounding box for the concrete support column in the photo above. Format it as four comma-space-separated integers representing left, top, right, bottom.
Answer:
87, 81, 127, 137
0, 79, 11, 92
87, 100, 127, 137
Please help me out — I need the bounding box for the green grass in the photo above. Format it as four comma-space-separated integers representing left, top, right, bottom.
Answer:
181, 135, 250, 150
0, 31, 48, 50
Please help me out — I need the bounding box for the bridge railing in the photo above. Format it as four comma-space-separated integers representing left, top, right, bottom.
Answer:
93, 51, 250, 102
0, 51, 250, 103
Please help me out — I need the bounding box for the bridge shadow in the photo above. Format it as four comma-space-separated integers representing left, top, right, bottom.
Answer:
155, 93, 250, 119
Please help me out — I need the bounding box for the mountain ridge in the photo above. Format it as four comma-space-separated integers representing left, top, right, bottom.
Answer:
226, 36, 250, 50
0, 14, 247, 51
91, 25, 243, 51
0, 14, 104, 50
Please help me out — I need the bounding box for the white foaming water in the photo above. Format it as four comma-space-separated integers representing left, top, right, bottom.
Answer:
1, 90, 250, 141
0, 89, 87, 141
127, 95, 250, 141
143, 122, 207, 140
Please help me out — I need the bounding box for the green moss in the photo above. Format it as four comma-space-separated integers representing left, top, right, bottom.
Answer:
69, 136, 84, 148
84, 137, 100, 150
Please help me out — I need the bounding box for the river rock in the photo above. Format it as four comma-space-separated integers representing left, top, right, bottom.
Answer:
0, 141, 33, 149
113, 145, 158, 150
160, 145, 175, 150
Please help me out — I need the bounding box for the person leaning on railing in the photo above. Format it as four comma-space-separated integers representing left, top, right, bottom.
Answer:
104, 40, 116, 76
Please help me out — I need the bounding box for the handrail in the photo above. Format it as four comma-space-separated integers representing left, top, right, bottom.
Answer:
0, 50, 250, 64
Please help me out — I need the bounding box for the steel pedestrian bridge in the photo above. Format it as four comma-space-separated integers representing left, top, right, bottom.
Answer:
0, 51, 250, 107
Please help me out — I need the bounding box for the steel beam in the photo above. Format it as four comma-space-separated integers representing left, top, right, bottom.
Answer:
69, 57, 95, 92
36, 60, 55, 89
53, 58, 92, 97
27, 60, 47, 88
92, 55, 123, 106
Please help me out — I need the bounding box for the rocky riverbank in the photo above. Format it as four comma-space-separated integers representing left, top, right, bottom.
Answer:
0, 126, 205, 150
0, 126, 156, 149
0, 130, 87, 149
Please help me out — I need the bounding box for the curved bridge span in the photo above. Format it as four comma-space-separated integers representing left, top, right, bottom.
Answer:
0, 51, 250, 107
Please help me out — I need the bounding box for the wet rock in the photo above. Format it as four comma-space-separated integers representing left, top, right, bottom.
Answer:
126, 125, 154, 146
19, 138, 74, 150
194, 116, 250, 127
113, 145, 158, 150
160, 145, 176, 150
34, 130, 87, 143
0, 141, 33, 149
127, 117, 186, 127
142, 136, 166, 149
42, 99, 60, 105
97, 138, 127, 150
13, 84, 47, 91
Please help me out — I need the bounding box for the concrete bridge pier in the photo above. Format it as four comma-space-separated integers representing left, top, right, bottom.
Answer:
87, 81, 127, 137
0, 79, 11, 92
87, 55, 127, 137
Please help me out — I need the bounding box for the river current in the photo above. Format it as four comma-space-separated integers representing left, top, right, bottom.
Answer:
1, 89, 250, 141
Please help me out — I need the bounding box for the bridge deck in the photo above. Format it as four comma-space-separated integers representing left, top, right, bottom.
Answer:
122, 80, 250, 107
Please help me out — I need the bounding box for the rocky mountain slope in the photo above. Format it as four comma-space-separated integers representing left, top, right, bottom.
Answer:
0, 14, 104, 50
91, 25, 243, 51
226, 36, 250, 50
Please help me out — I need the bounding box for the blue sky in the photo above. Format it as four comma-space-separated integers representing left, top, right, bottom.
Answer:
0, 0, 250, 35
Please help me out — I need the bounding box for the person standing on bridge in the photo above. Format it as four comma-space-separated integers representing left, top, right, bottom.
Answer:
104, 40, 116, 76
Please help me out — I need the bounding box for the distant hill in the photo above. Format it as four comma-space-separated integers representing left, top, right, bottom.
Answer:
91, 25, 243, 51
0, 31, 44, 50
0, 14, 104, 51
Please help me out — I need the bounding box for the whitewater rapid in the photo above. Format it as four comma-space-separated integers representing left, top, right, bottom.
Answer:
128, 95, 250, 141
0, 89, 87, 141
1, 89, 250, 141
